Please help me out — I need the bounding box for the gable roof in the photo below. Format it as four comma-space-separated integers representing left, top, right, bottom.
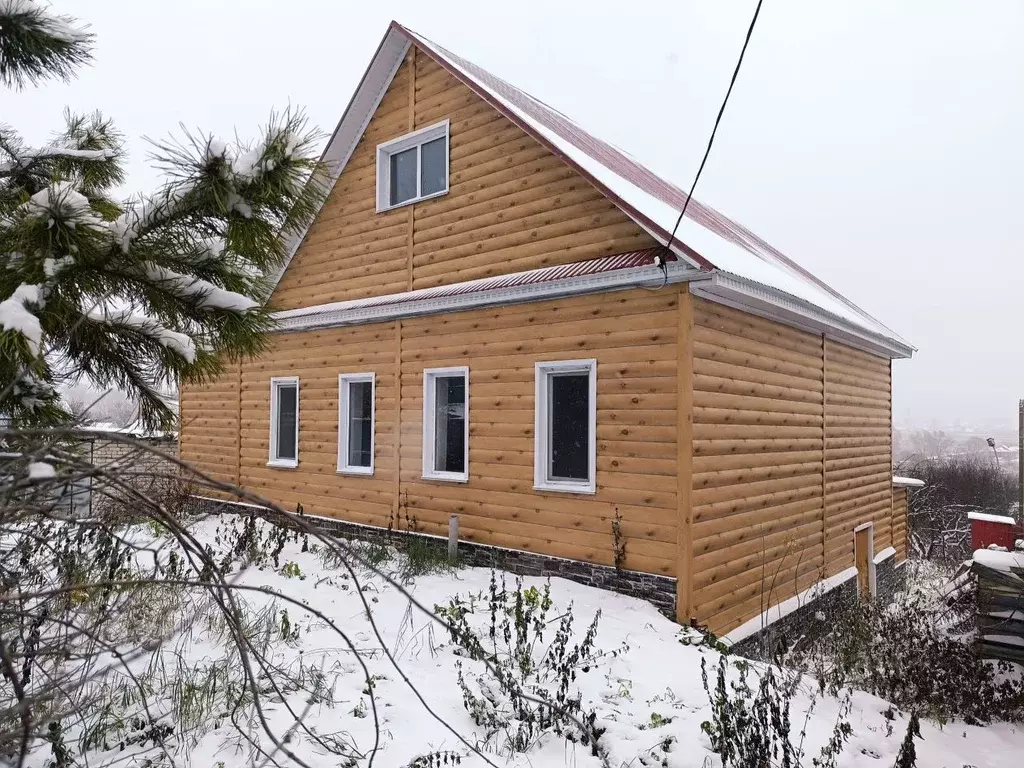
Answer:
274, 21, 913, 359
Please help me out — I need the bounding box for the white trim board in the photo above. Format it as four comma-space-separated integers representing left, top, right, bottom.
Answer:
271, 257, 909, 360
723, 566, 859, 647
269, 30, 412, 290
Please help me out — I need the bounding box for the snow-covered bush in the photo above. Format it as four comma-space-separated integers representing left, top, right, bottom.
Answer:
792, 590, 1024, 724
700, 655, 853, 768
0, 436, 364, 766
436, 575, 617, 756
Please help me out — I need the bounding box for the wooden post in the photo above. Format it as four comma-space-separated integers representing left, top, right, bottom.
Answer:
675, 287, 695, 625
448, 514, 459, 561
235, 358, 243, 488
821, 335, 828, 577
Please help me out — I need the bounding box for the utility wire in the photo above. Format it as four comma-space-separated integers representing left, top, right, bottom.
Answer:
661, 0, 765, 262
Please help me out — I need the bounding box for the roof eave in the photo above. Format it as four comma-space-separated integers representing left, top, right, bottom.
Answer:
692, 271, 915, 360
393, 21, 714, 272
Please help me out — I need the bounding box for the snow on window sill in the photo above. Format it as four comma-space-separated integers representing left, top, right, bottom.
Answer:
534, 480, 596, 495
267, 459, 298, 469
422, 470, 468, 484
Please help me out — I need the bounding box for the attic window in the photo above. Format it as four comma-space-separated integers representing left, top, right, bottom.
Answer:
376, 120, 449, 211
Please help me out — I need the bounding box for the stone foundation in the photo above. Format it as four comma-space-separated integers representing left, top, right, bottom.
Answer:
191, 496, 678, 619
731, 554, 904, 659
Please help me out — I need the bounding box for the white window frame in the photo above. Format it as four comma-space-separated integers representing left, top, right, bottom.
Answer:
534, 359, 597, 494
268, 376, 299, 468
337, 373, 375, 475
422, 366, 469, 483
376, 119, 450, 212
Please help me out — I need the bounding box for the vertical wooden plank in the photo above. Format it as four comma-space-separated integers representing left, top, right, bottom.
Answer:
394, 320, 403, 512
406, 46, 416, 291
820, 334, 828, 577
676, 285, 694, 624
889, 357, 895, 556
235, 359, 243, 487
855, 526, 871, 596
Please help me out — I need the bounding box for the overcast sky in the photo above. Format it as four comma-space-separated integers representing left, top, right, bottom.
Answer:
8, 0, 1022, 430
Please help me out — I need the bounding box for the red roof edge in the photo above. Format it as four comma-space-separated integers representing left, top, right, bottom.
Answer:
392, 21, 715, 272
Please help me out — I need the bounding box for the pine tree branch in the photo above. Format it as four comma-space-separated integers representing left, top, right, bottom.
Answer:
0, 0, 93, 89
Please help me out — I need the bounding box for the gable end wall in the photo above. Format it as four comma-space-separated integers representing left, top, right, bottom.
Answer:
270, 48, 657, 311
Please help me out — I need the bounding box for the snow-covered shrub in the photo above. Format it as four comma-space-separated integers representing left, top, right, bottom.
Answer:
700, 655, 852, 768
436, 574, 617, 756
0, 436, 361, 765
793, 591, 1024, 724
903, 455, 1018, 562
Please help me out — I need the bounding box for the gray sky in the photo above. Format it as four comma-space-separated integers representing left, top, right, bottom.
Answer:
8, 0, 1023, 430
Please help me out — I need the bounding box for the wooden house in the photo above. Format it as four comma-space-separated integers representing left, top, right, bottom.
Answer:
178, 22, 915, 637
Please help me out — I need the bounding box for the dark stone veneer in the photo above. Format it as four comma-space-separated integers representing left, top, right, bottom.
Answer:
190, 496, 678, 619
731, 553, 904, 659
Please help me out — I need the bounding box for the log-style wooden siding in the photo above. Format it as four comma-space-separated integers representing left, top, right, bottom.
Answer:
689, 299, 895, 635
182, 288, 680, 574
178, 362, 241, 499
270, 48, 657, 311
823, 340, 894, 574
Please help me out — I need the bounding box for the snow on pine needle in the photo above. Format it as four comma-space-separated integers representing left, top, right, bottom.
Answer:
2, 2, 328, 428
1, 104, 327, 428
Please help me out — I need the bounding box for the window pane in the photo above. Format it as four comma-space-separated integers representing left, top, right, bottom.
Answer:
347, 381, 373, 468
433, 375, 465, 474
548, 373, 589, 481
389, 147, 417, 205
420, 137, 446, 196
276, 385, 297, 460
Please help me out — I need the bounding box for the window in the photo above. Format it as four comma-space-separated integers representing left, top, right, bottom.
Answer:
376, 120, 449, 211
534, 360, 596, 494
422, 367, 469, 482
338, 373, 375, 475
269, 377, 299, 467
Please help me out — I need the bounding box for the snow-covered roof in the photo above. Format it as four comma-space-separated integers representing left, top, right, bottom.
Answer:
973, 548, 1024, 574
891, 475, 925, 488
967, 511, 1016, 525
273, 21, 914, 359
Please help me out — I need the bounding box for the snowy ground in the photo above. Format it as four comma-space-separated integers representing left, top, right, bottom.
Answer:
30, 515, 1024, 768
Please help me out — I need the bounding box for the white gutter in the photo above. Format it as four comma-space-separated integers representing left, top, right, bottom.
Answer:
691, 272, 915, 360
274, 261, 709, 332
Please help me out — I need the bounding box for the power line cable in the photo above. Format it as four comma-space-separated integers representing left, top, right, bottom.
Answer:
659, 0, 765, 266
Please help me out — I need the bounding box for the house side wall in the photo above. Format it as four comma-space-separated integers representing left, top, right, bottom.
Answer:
178, 361, 241, 497
238, 322, 400, 526
270, 48, 657, 311
689, 299, 826, 634
689, 299, 895, 635
180, 287, 681, 576
823, 341, 894, 573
